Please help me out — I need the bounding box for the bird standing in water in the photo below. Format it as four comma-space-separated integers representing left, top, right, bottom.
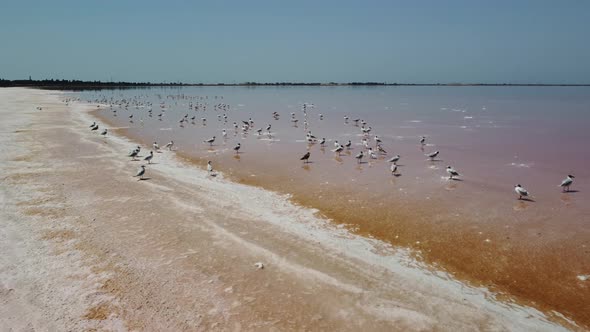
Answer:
300, 151, 311, 164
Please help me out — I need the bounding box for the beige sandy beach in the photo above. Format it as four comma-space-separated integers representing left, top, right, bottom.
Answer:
0, 87, 578, 331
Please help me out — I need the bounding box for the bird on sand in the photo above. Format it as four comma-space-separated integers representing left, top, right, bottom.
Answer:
100, 128, 107, 137
128, 148, 139, 160
559, 175, 575, 192
207, 161, 213, 174
164, 141, 174, 150
134, 165, 146, 180
144, 151, 154, 164
233, 143, 241, 153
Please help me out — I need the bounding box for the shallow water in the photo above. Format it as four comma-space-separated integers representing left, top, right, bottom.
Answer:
74, 86, 590, 327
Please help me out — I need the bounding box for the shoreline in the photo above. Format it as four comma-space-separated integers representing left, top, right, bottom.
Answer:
0, 87, 580, 330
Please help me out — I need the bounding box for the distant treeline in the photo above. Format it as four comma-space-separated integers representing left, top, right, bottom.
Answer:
1, 78, 588, 90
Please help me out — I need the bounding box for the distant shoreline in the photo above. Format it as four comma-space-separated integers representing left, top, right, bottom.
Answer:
1, 79, 589, 90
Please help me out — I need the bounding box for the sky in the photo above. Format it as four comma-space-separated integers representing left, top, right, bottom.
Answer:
1, 0, 589, 84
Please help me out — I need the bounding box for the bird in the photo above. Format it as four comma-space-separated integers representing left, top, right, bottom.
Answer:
153, 141, 160, 151
426, 150, 439, 160
345, 140, 352, 149
387, 155, 400, 164
204, 136, 216, 146
355, 150, 364, 163
144, 151, 154, 164
207, 161, 213, 174
233, 143, 241, 153
128, 148, 139, 160
134, 165, 146, 180
334, 140, 340, 148
514, 184, 529, 200
420, 136, 426, 145
319, 138, 326, 146
390, 163, 398, 175
368, 148, 377, 159
254, 262, 264, 270
91, 124, 99, 131
164, 140, 174, 151
89, 121, 96, 128
446, 166, 460, 179
559, 175, 575, 192
222, 129, 227, 138
377, 145, 387, 154
332, 144, 344, 156
300, 151, 311, 163
100, 128, 108, 137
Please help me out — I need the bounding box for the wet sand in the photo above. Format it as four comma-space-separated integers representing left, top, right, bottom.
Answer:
83, 86, 590, 329
0, 87, 582, 331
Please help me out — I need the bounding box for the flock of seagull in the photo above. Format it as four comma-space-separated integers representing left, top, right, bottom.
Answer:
77, 94, 577, 201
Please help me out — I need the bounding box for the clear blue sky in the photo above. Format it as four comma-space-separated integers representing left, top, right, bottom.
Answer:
1, 0, 589, 83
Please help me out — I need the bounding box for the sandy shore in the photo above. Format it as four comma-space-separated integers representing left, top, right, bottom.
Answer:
0, 87, 578, 331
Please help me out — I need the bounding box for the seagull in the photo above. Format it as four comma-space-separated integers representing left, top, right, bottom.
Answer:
319, 138, 326, 146
100, 128, 108, 137
332, 144, 344, 156
134, 165, 146, 180
144, 151, 154, 164
446, 166, 460, 179
207, 161, 213, 174
559, 175, 575, 192
204, 136, 216, 146
387, 155, 400, 164
233, 143, 241, 153
300, 151, 311, 163
355, 150, 364, 163
514, 184, 529, 200
89, 121, 96, 128
368, 148, 378, 159
153, 141, 160, 151
222, 129, 227, 138
426, 150, 440, 160
420, 136, 426, 145
345, 140, 352, 149
128, 148, 139, 160
91, 124, 99, 131
377, 145, 387, 154
164, 140, 174, 151
334, 140, 340, 148
390, 163, 398, 175
374, 135, 382, 145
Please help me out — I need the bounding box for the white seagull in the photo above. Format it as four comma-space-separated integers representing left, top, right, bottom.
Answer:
446, 166, 460, 179
559, 175, 575, 192
164, 140, 174, 151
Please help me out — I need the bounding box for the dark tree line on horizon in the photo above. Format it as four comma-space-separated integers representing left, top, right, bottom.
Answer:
0, 78, 587, 90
